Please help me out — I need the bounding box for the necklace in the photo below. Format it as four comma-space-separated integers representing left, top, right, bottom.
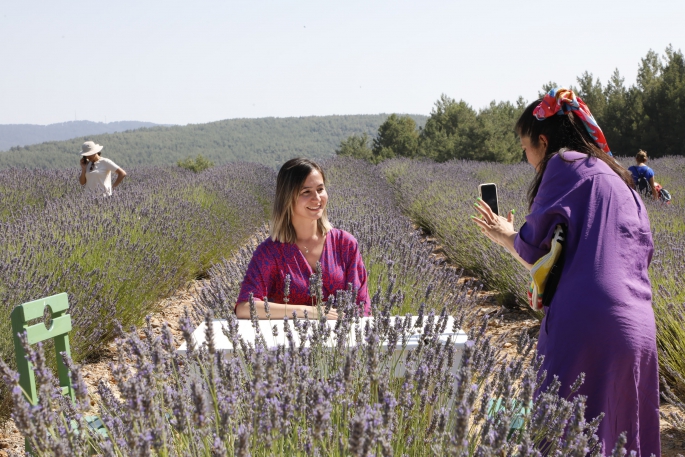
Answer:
299, 235, 323, 255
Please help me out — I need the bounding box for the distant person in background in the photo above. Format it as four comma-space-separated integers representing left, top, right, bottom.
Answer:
79, 141, 126, 196
235, 157, 371, 319
472, 88, 660, 456
628, 150, 658, 200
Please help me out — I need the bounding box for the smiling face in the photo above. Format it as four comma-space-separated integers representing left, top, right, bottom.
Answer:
520, 135, 547, 171
291, 169, 328, 223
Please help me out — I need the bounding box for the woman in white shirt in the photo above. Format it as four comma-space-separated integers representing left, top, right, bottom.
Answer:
78, 141, 127, 196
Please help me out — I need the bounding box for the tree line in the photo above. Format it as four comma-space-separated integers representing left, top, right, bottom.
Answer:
338, 46, 685, 163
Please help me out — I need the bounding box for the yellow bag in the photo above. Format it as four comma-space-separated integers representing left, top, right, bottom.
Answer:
527, 225, 565, 310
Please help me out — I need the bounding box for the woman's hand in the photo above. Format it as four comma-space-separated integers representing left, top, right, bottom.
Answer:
236, 301, 338, 319
113, 167, 127, 188
471, 199, 516, 247
294, 304, 338, 320
310, 306, 338, 320
471, 199, 533, 271
79, 157, 88, 185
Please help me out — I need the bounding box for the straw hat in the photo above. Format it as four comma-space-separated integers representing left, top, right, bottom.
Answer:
80, 141, 104, 156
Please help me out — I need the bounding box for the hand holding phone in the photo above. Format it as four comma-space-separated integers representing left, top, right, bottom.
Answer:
478, 183, 499, 216
80, 157, 88, 165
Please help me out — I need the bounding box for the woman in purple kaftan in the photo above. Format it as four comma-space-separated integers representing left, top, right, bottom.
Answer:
236, 158, 370, 320
473, 89, 660, 456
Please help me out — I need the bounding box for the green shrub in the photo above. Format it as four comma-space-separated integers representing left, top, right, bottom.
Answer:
177, 154, 214, 173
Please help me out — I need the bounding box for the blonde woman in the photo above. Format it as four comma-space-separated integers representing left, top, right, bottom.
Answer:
235, 158, 370, 319
79, 141, 127, 196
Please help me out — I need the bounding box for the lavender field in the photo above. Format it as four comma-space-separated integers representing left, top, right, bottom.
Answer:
0, 164, 274, 364
1, 157, 684, 455
382, 156, 685, 401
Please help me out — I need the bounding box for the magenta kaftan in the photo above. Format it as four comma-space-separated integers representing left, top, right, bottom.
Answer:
237, 228, 371, 315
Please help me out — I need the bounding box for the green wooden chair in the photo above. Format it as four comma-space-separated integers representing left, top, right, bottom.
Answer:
11, 292, 75, 405
11, 292, 105, 451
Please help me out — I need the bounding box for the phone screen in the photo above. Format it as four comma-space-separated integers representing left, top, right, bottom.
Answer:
479, 183, 499, 215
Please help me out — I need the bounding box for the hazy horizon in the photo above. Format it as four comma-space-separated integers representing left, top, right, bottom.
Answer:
2, 0, 684, 126
0, 113, 425, 128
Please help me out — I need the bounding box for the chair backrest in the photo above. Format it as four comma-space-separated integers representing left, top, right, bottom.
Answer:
10, 292, 74, 405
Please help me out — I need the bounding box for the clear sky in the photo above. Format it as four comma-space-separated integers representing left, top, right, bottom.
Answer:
2, 0, 683, 125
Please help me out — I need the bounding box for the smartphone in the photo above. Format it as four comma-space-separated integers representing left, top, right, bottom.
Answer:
478, 183, 499, 216
81, 157, 88, 165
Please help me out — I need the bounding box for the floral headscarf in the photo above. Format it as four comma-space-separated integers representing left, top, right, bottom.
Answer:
533, 88, 612, 156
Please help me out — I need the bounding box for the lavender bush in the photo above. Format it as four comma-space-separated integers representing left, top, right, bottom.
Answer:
380, 158, 532, 310
383, 156, 685, 409
0, 168, 78, 223
633, 156, 685, 410
1, 287, 619, 456
0, 163, 274, 369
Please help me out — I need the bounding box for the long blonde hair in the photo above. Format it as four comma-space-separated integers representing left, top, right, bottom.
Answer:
270, 158, 332, 243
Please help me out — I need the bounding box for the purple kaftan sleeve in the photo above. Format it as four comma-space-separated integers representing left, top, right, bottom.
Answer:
236, 241, 276, 311
514, 154, 576, 265
515, 215, 568, 265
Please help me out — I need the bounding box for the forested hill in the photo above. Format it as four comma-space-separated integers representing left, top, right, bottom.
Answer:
0, 115, 427, 170
0, 120, 161, 151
